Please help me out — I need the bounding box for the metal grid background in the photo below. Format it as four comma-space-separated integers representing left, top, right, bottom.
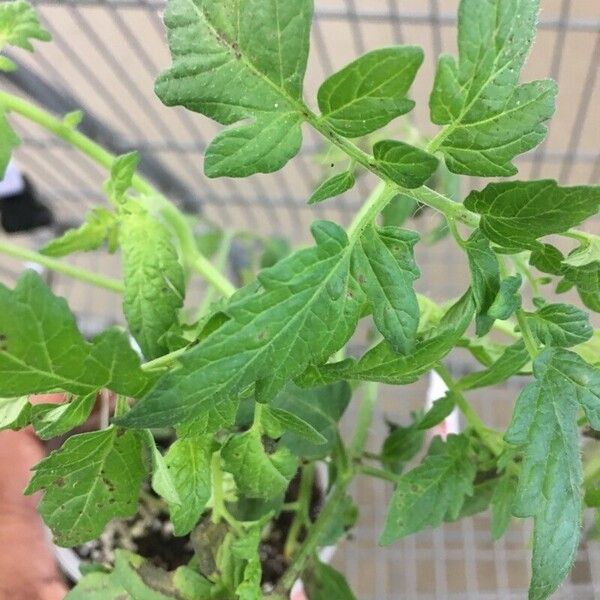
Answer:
0, 1, 599, 598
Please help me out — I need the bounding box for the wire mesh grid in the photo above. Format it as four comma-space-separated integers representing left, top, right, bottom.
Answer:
0, 1, 599, 598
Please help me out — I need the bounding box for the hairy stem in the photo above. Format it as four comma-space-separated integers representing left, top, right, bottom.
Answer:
0, 239, 124, 292
284, 463, 315, 561
346, 181, 396, 240
349, 381, 379, 457
516, 308, 540, 360
0, 91, 235, 298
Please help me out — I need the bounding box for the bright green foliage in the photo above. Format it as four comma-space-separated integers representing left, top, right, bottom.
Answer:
0, 0, 50, 71
489, 275, 522, 320
164, 435, 214, 535
41, 208, 117, 257
62, 109, 84, 129
222, 429, 297, 499
491, 473, 516, 540
457, 341, 529, 391
464, 230, 500, 336
429, 0, 556, 176
31, 393, 96, 440
527, 303, 593, 348
120, 210, 185, 359
563, 232, 600, 268
0, 396, 29, 431
380, 435, 475, 544
308, 170, 355, 205
354, 225, 420, 354
155, 0, 312, 177
317, 46, 422, 138
119, 221, 364, 428
0, 271, 153, 398
25, 428, 146, 546
305, 561, 357, 600
0, 111, 19, 176
66, 550, 212, 599
104, 151, 139, 205
464, 181, 600, 251
144, 431, 182, 506
373, 140, 438, 189
505, 348, 600, 600
418, 392, 456, 430
272, 382, 351, 460
563, 261, 600, 313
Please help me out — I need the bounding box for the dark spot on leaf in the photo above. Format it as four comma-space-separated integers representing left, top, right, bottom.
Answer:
54, 477, 65, 488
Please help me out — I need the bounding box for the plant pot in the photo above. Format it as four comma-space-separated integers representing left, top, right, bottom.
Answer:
54, 462, 335, 599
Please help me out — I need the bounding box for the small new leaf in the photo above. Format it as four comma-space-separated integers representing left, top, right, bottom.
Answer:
354, 225, 420, 354
104, 152, 139, 205
488, 275, 522, 320
156, 0, 312, 177
429, 0, 556, 176
318, 46, 423, 138
120, 210, 185, 360
464, 181, 600, 251
505, 348, 600, 600
41, 208, 117, 257
373, 140, 438, 189
144, 432, 181, 506
222, 430, 297, 499
308, 171, 355, 205
264, 406, 327, 445
417, 392, 456, 431
25, 428, 145, 546
380, 434, 475, 544
0, 0, 50, 54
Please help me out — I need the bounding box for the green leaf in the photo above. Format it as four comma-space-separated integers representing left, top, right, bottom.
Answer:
381, 192, 418, 227
31, 393, 96, 440
527, 303, 593, 348
62, 109, 84, 129
530, 243, 565, 276
119, 221, 364, 428
381, 419, 425, 475
464, 230, 500, 336
317, 46, 423, 138
0, 109, 19, 177
563, 261, 600, 314
305, 561, 357, 600
0, 396, 29, 431
155, 0, 312, 177
0, 271, 154, 398
563, 232, 600, 268
417, 392, 456, 430
273, 382, 351, 460
0, 0, 50, 53
429, 0, 556, 176
505, 348, 600, 600
464, 181, 600, 251
298, 290, 474, 386
221, 429, 297, 499
488, 274, 522, 320
144, 431, 181, 506
380, 434, 475, 544
457, 341, 529, 391
104, 151, 139, 205
121, 210, 185, 360
164, 435, 214, 536
41, 208, 117, 257
372, 140, 438, 189
25, 427, 145, 546
264, 406, 327, 445
308, 171, 355, 205
491, 473, 516, 540
354, 225, 420, 354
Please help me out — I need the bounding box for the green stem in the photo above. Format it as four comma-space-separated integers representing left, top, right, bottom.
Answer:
516, 309, 540, 360
141, 347, 187, 371
283, 463, 315, 561
435, 363, 504, 457
210, 451, 243, 534
0, 91, 235, 298
357, 464, 401, 484
346, 181, 396, 240
349, 382, 379, 457
0, 238, 124, 293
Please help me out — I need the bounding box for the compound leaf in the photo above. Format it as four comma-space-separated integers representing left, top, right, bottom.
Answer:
429, 0, 556, 176
121, 210, 185, 360
505, 348, 600, 600
119, 221, 364, 428
0, 271, 154, 398
308, 171, 355, 205
318, 46, 423, 138
25, 427, 145, 546
380, 434, 475, 543
373, 140, 438, 189
464, 181, 600, 251
354, 225, 420, 354
155, 0, 312, 177
222, 429, 297, 499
